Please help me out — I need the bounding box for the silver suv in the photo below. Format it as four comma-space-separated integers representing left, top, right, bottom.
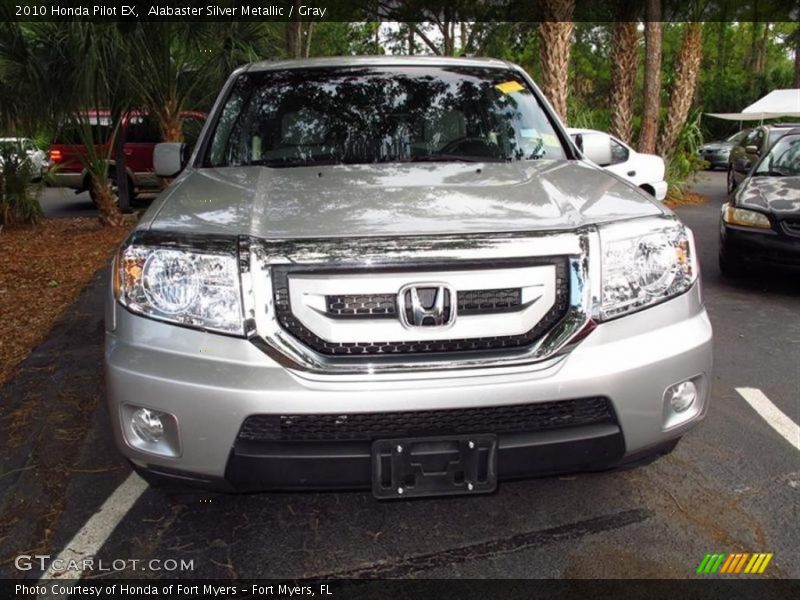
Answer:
106, 57, 712, 498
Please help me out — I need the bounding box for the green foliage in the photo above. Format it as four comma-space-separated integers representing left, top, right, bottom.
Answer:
567, 97, 610, 131
0, 141, 42, 225
665, 111, 706, 201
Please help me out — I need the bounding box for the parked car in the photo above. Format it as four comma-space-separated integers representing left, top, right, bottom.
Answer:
107, 57, 711, 498
719, 128, 800, 276
0, 137, 47, 180
727, 123, 800, 193
567, 128, 667, 200
698, 130, 747, 170
47, 110, 205, 204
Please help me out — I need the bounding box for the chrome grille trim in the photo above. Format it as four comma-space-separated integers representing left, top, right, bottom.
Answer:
272, 262, 567, 353
323, 288, 523, 320
240, 231, 597, 374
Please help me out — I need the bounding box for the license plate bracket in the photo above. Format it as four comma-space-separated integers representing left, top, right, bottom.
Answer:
371, 434, 497, 499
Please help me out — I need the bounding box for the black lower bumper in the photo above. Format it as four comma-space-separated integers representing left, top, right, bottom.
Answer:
133, 425, 683, 494
720, 223, 800, 271
221, 422, 638, 493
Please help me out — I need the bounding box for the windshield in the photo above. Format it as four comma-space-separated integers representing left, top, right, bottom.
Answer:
726, 131, 746, 143
754, 134, 800, 176
204, 66, 566, 168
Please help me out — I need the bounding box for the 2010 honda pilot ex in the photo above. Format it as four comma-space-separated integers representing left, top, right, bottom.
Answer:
105, 57, 712, 499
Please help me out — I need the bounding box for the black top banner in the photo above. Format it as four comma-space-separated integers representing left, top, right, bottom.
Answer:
4, 0, 800, 22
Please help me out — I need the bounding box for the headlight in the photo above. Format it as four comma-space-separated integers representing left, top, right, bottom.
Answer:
114, 244, 243, 335
598, 219, 697, 320
722, 206, 771, 229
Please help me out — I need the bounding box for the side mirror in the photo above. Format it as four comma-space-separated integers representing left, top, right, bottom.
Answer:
580, 133, 612, 167
734, 157, 752, 173
744, 145, 760, 156
154, 143, 188, 177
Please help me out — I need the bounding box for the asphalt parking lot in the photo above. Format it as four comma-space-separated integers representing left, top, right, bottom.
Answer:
1, 171, 798, 580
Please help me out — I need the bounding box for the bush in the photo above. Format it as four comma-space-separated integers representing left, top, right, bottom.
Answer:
665, 110, 707, 201
0, 142, 43, 226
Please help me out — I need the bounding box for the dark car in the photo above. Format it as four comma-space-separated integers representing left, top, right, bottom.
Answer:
719, 128, 800, 276
698, 130, 746, 170
727, 123, 800, 193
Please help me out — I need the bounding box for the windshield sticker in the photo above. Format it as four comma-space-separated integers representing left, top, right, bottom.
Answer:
495, 81, 525, 94
541, 134, 559, 146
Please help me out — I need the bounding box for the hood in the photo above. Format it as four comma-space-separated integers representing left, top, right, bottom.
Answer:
736, 175, 800, 214
144, 160, 665, 239
701, 141, 734, 151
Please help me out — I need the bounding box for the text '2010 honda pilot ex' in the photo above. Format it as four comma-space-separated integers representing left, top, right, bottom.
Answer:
106, 57, 712, 499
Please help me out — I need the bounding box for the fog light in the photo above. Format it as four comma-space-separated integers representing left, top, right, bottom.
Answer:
667, 381, 697, 413
131, 408, 165, 443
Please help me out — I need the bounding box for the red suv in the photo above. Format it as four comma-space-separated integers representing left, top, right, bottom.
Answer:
47, 110, 205, 203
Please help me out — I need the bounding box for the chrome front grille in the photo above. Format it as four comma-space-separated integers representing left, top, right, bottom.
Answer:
326, 293, 397, 318
271, 259, 570, 357
324, 288, 522, 320
241, 230, 594, 374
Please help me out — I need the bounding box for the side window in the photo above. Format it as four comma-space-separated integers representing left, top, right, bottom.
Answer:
610, 139, 629, 165
754, 129, 765, 150
743, 130, 759, 148
126, 115, 161, 144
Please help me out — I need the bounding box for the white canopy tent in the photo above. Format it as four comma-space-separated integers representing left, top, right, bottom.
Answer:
706, 89, 800, 122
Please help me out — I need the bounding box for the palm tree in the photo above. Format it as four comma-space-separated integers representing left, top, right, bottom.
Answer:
609, 20, 639, 145
126, 23, 213, 143
0, 21, 128, 225
538, 0, 575, 123
658, 22, 704, 161
638, 0, 662, 154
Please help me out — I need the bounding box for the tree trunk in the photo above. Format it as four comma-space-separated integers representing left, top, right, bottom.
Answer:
92, 178, 124, 227
155, 98, 183, 144
756, 23, 770, 75
795, 33, 800, 88
657, 22, 704, 162
715, 22, 727, 76
286, 20, 303, 58
609, 20, 638, 145
638, 0, 662, 154
538, 0, 575, 123
304, 22, 314, 58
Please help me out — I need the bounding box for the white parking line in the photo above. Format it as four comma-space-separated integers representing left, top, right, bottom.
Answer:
40, 472, 148, 580
736, 387, 800, 451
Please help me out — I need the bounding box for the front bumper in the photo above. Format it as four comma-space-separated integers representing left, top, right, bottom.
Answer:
106, 280, 712, 492
720, 222, 800, 271
699, 152, 729, 168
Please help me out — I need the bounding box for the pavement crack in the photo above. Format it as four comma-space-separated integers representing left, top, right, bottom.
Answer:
313, 508, 651, 579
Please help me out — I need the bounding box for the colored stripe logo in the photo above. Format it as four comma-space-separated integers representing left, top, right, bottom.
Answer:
696, 552, 773, 574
